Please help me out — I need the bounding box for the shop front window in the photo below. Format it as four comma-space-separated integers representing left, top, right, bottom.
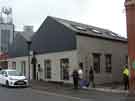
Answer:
44, 60, 51, 79
60, 58, 69, 80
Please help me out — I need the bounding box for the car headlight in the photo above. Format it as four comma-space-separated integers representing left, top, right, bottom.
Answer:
21, 77, 28, 81
23, 79, 28, 81
9, 78, 18, 80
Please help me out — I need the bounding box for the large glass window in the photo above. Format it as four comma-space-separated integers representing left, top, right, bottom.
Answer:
93, 53, 100, 73
60, 58, 69, 80
105, 54, 112, 73
44, 60, 51, 79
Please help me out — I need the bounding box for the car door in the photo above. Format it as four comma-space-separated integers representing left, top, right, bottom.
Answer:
1, 71, 8, 85
0, 71, 8, 85
0, 71, 3, 84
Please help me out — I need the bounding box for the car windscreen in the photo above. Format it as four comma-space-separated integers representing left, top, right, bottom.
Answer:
7, 71, 22, 76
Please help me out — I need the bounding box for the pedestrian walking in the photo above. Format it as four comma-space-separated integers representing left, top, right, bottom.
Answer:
122, 64, 129, 90
78, 63, 84, 88
78, 68, 83, 80
72, 69, 79, 89
89, 66, 95, 88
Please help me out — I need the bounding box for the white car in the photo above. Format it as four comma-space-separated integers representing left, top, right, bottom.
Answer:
0, 69, 28, 87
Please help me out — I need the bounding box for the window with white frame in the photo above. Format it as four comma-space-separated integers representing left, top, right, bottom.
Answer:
60, 58, 69, 80
105, 54, 112, 73
44, 60, 51, 79
93, 53, 100, 73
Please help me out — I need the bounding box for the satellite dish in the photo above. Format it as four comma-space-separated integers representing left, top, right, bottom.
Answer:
1, 7, 13, 24
2, 7, 12, 15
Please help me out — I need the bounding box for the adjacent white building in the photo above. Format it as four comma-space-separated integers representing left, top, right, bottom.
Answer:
8, 16, 128, 84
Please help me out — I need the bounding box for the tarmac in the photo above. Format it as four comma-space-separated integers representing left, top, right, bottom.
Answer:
30, 80, 129, 94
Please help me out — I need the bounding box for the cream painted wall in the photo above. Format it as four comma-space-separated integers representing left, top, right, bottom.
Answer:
76, 35, 128, 84
36, 50, 78, 83
8, 35, 127, 85
8, 56, 32, 79
8, 50, 78, 83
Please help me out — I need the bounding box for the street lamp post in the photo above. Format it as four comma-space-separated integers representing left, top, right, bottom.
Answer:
27, 40, 32, 82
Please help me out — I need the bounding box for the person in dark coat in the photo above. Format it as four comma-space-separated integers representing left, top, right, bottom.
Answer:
72, 69, 79, 89
89, 66, 95, 88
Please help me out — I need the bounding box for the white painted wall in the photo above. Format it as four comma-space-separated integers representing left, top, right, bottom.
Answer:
37, 50, 78, 83
76, 35, 128, 84
8, 56, 31, 79
8, 50, 78, 83
8, 35, 127, 85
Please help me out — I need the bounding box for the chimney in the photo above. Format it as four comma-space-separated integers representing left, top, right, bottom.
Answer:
125, 0, 135, 90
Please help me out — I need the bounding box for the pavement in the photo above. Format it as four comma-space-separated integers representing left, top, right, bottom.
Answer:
30, 80, 135, 101
31, 80, 129, 94
0, 80, 133, 101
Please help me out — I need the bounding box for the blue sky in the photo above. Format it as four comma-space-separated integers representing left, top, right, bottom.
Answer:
0, 0, 127, 37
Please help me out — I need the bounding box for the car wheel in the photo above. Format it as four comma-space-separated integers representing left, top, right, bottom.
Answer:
6, 80, 9, 87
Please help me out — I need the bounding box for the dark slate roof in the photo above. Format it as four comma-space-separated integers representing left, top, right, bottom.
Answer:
8, 31, 34, 58
31, 16, 127, 55
14, 31, 34, 41
31, 16, 76, 55
51, 16, 127, 42
9, 16, 127, 58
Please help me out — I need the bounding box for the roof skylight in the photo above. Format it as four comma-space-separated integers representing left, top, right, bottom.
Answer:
105, 31, 122, 38
71, 24, 87, 31
91, 29, 102, 34
109, 32, 119, 37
